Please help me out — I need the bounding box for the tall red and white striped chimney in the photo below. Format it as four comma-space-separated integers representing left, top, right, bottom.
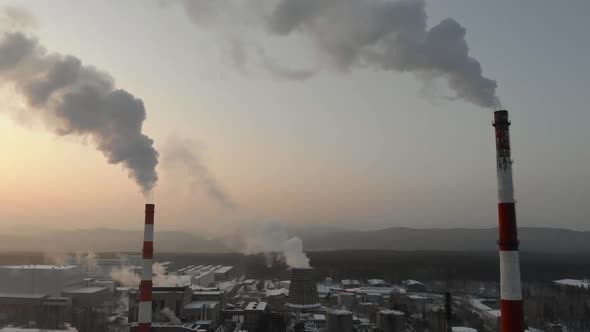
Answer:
493, 110, 524, 332
138, 204, 154, 332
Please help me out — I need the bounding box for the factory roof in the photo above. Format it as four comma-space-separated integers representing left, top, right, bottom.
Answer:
328, 309, 352, 315
379, 309, 404, 316
215, 266, 234, 274
367, 279, 386, 285
63, 287, 106, 294
245, 301, 268, 311
0, 265, 77, 270
185, 301, 220, 309
553, 279, 590, 288
266, 288, 289, 297
0, 329, 72, 332
403, 279, 424, 286
192, 290, 224, 295
452, 328, 478, 332
0, 293, 47, 299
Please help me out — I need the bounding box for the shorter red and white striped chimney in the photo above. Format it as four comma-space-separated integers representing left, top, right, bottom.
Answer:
138, 204, 154, 332
493, 110, 524, 332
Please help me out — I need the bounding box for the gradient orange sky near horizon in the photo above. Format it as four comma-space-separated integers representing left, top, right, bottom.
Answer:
1, 0, 590, 232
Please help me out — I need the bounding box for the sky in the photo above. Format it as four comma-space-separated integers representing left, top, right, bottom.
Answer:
0, 0, 589, 233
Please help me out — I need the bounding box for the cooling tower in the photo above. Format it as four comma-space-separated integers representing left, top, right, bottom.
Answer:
138, 204, 154, 332
327, 309, 353, 332
286, 268, 321, 310
493, 110, 524, 332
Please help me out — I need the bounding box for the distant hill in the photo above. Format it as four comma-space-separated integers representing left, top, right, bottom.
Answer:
298, 227, 590, 253
0, 226, 588, 253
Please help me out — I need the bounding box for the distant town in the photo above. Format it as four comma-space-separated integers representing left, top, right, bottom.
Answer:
0, 251, 588, 332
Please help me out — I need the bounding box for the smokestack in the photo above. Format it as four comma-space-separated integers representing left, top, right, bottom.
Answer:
445, 292, 452, 332
138, 204, 154, 332
492, 110, 524, 332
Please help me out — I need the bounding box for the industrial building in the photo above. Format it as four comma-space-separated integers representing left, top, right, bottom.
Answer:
0, 265, 83, 296
129, 286, 193, 323
242, 302, 268, 332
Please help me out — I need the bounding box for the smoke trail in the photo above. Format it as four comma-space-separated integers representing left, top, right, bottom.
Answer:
162, 136, 236, 209
0, 31, 159, 194
0, 6, 38, 30
176, 0, 499, 108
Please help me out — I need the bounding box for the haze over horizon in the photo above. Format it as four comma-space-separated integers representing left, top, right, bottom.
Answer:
1, 0, 589, 234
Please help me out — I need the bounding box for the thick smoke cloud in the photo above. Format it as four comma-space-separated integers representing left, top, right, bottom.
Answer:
162, 136, 235, 209
178, 0, 499, 108
0, 32, 159, 194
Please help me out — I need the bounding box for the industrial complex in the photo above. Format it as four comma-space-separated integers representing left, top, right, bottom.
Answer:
0, 111, 580, 332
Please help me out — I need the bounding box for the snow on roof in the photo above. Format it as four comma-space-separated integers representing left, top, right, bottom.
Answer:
0, 265, 77, 270
452, 327, 478, 332
486, 310, 501, 318
379, 309, 404, 316
245, 302, 267, 311
265, 288, 289, 297
0, 329, 71, 332
215, 266, 233, 274
403, 279, 424, 286
553, 279, 590, 288
328, 309, 352, 315
0, 293, 47, 299
63, 287, 106, 294
368, 279, 386, 285
185, 301, 220, 309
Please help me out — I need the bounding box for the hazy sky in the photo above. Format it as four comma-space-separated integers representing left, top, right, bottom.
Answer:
1, 0, 589, 232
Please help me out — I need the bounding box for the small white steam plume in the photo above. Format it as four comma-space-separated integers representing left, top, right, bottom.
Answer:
174, 0, 499, 108
64, 323, 79, 331
110, 263, 190, 287
238, 222, 310, 268
110, 266, 141, 287
74, 251, 99, 274
161, 307, 181, 324
0, 13, 159, 195
162, 136, 235, 209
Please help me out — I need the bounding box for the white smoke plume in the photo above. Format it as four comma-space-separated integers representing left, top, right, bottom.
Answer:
162, 136, 235, 209
161, 307, 182, 324
0, 29, 159, 195
174, 0, 499, 108
64, 323, 79, 331
110, 266, 141, 287
74, 251, 99, 274
110, 263, 190, 287
239, 222, 310, 268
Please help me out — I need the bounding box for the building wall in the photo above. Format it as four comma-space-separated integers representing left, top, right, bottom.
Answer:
0, 266, 83, 296
129, 287, 192, 323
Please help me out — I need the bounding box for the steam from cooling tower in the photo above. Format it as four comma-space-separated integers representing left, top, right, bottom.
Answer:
240, 222, 311, 268
0, 31, 159, 195
176, 0, 499, 108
